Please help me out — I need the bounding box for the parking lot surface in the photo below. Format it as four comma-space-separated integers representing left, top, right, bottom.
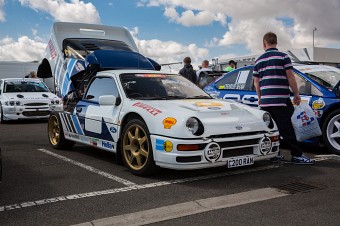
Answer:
0, 121, 339, 226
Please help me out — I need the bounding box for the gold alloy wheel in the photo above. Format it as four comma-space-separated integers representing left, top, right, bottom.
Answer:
48, 115, 60, 146
123, 124, 149, 171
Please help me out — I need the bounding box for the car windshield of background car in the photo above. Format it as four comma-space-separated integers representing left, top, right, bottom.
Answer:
4, 80, 50, 93
120, 74, 212, 100
296, 66, 340, 90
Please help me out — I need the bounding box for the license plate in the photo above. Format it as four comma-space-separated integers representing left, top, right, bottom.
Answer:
227, 156, 254, 168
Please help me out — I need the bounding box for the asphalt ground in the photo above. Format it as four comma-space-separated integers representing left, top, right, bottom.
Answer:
0, 120, 339, 226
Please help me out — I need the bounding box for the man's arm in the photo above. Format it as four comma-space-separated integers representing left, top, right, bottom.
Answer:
286, 69, 301, 105
253, 77, 261, 100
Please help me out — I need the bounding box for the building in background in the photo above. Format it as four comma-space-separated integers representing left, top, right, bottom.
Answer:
212, 47, 340, 71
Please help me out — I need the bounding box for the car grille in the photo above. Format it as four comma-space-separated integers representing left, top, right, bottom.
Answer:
22, 111, 51, 117
222, 147, 254, 158
24, 103, 48, 106
207, 131, 267, 139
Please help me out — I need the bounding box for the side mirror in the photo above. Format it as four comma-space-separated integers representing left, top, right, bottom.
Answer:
99, 95, 116, 106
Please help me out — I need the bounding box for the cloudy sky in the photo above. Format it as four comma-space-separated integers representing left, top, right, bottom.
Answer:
0, 0, 339, 70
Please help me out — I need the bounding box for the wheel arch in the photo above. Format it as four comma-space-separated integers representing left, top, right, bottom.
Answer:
115, 112, 146, 164
319, 103, 340, 128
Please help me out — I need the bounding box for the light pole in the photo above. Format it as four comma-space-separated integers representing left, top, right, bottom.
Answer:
313, 27, 317, 47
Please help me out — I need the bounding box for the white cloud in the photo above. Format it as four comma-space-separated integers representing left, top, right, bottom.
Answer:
131, 27, 209, 70
164, 7, 225, 27
19, 0, 100, 23
140, 0, 340, 53
0, 0, 5, 22
0, 36, 46, 61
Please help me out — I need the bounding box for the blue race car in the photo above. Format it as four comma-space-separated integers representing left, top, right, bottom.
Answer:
204, 64, 340, 155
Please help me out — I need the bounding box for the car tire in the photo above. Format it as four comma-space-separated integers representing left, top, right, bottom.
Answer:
47, 113, 75, 150
121, 118, 157, 176
0, 106, 6, 124
322, 109, 340, 155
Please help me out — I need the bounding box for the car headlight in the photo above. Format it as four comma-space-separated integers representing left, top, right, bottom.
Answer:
263, 112, 274, 129
186, 117, 204, 136
9, 101, 15, 106
15, 101, 21, 106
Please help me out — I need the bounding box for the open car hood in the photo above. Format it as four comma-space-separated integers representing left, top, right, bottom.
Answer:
70, 50, 160, 90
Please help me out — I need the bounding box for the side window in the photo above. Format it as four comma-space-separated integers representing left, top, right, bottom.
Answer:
84, 77, 119, 102
294, 73, 311, 95
0, 80, 2, 94
215, 69, 252, 90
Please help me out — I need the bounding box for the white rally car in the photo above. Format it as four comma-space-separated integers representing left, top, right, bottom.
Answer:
47, 50, 280, 176
0, 78, 63, 123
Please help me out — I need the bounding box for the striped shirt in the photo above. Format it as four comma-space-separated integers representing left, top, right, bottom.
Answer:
253, 48, 293, 107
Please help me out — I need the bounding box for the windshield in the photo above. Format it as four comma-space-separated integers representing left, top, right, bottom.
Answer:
295, 65, 340, 90
4, 80, 50, 93
120, 73, 212, 100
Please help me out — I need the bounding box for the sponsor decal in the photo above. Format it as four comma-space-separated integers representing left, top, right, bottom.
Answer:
69, 133, 80, 140
90, 138, 98, 146
132, 102, 162, 116
75, 62, 85, 72
312, 98, 325, 110
109, 127, 117, 133
259, 137, 272, 155
102, 141, 114, 149
204, 142, 221, 162
163, 117, 177, 129
135, 74, 166, 78
235, 125, 243, 130
194, 102, 224, 107
156, 139, 165, 151
208, 107, 221, 110
48, 39, 57, 59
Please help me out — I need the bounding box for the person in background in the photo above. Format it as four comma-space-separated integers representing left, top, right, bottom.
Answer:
253, 31, 314, 165
225, 60, 236, 72
178, 57, 196, 84
196, 60, 212, 82
25, 71, 37, 78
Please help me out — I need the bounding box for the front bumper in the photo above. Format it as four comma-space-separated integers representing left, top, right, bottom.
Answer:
151, 131, 280, 170
1, 104, 63, 121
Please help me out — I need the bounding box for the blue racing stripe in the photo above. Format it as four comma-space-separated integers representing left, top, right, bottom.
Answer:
71, 115, 84, 135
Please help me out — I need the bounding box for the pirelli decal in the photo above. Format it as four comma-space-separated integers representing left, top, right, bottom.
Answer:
59, 113, 84, 135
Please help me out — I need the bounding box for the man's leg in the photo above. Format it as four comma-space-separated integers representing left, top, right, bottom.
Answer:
261, 105, 302, 157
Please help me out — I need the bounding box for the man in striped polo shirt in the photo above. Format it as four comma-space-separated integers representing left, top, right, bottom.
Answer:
253, 32, 314, 164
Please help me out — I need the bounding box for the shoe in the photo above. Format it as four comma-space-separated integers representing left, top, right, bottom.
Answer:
270, 155, 284, 163
291, 155, 315, 165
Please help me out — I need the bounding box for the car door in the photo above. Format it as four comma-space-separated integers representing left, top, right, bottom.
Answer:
76, 76, 122, 152
214, 67, 258, 106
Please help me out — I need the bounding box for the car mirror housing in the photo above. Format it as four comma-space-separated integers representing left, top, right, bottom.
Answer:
99, 95, 116, 106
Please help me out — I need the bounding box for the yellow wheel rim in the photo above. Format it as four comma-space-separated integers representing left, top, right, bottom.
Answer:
123, 124, 149, 170
48, 115, 60, 146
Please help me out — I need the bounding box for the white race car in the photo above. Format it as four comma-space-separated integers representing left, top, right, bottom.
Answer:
47, 50, 280, 176
0, 78, 63, 123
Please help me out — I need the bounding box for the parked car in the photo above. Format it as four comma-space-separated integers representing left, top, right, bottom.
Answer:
47, 50, 280, 176
204, 64, 340, 155
0, 78, 63, 123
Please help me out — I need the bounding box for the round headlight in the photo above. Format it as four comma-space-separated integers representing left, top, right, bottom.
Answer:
9, 101, 15, 106
186, 117, 204, 136
15, 101, 21, 106
55, 99, 60, 104
51, 100, 55, 104
263, 112, 271, 127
